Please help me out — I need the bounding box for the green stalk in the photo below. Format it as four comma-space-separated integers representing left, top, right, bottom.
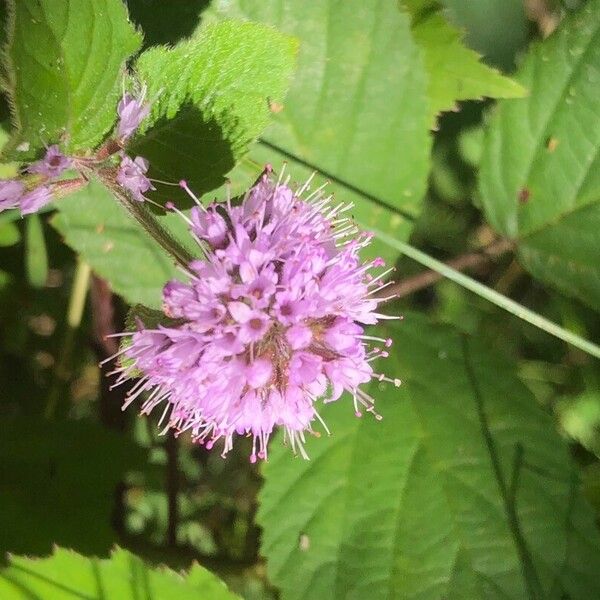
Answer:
45, 259, 92, 419
375, 230, 600, 360
90, 167, 194, 269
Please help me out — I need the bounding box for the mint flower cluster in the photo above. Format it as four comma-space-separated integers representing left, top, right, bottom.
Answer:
1, 87, 397, 461
0, 145, 72, 215
0, 90, 152, 215
113, 172, 398, 461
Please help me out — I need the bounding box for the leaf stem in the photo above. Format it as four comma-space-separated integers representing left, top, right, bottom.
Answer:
375, 230, 600, 359
45, 258, 91, 419
67, 259, 92, 328
88, 167, 194, 269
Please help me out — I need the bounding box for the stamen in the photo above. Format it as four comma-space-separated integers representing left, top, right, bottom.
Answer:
179, 180, 205, 210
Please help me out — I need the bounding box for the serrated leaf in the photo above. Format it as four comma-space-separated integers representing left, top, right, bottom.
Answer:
52, 180, 188, 308
0, 418, 145, 556
258, 315, 600, 599
0, 546, 239, 599
132, 19, 297, 201
3, 0, 142, 158
441, 0, 530, 71
204, 0, 431, 265
479, 0, 600, 309
25, 213, 48, 287
410, 11, 527, 125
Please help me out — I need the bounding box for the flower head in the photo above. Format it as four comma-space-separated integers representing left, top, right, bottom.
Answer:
113, 169, 399, 461
117, 91, 150, 140
116, 155, 154, 201
28, 145, 71, 178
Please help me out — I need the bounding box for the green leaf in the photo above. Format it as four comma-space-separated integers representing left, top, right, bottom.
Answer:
204, 0, 431, 264
52, 180, 187, 308
0, 418, 145, 556
410, 10, 527, 125
132, 19, 298, 200
24, 213, 48, 287
258, 315, 600, 599
0, 221, 19, 246
479, 0, 600, 309
3, 0, 142, 157
0, 547, 239, 599
441, 0, 530, 71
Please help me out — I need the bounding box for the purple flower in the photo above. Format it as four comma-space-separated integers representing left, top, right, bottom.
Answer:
117, 92, 150, 140
112, 169, 399, 461
116, 155, 154, 201
20, 186, 53, 215
0, 179, 25, 212
28, 145, 71, 178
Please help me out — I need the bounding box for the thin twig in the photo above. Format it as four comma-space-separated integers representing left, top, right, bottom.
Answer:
373, 229, 600, 359
382, 238, 514, 300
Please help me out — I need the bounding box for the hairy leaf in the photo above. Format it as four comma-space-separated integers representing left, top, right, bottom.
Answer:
258, 315, 600, 599
3, 0, 142, 157
0, 547, 239, 599
479, 0, 600, 309
132, 19, 297, 200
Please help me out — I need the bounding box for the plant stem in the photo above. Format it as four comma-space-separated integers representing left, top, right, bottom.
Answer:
67, 260, 92, 327
45, 259, 92, 419
88, 167, 194, 269
374, 230, 600, 360
382, 238, 514, 299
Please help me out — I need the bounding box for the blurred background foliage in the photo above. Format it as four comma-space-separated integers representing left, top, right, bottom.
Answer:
0, 0, 599, 598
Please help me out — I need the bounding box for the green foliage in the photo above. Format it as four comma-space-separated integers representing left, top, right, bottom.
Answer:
0, 418, 145, 556
1, 1, 600, 598
258, 315, 600, 599
205, 0, 528, 266
52, 181, 186, 308
409, 9, 526, 125
204, 0, 431, 264
0, 547, 239, 599
479, 0, 600, 309
25, 213, 48, 287
132, 20, 298, 199
441, 0, 530, 70
2, 0, 142, 158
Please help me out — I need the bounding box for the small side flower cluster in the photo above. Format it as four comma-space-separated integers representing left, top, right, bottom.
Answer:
0, 145, 72, 215
114, 91, 154, 202
0, 86, 152, 216
111, 170, 399, 461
